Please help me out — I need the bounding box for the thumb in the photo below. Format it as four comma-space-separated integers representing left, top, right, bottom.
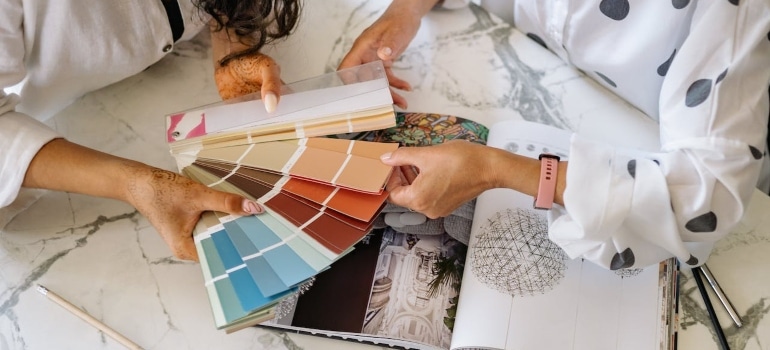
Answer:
202, 189, 265, 216
377, 46, 395, 61
377, 41, 409, 63
376, 19, 418, 62
380, 147, 420, 167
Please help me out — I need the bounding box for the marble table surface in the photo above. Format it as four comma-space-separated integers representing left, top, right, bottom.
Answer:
2, 1, 769, 349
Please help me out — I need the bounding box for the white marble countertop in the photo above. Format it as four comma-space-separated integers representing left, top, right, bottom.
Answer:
1, 1, 768, 349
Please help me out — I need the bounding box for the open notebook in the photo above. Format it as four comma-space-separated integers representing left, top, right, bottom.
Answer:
165, 61, 399, 332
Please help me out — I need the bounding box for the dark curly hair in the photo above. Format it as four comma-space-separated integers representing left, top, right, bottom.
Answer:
195, 0, 302, 66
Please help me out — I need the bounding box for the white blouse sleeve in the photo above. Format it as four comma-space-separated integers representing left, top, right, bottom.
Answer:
548, 0, 770, 270
0, 0, 61, 209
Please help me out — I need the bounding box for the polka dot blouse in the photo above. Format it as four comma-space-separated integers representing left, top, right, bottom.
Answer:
449, 0, 770, 269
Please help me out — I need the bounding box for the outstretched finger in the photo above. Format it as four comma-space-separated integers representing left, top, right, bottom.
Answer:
385, 68, 412, 92
391, 89, 408, 110
260, 59, 282, 113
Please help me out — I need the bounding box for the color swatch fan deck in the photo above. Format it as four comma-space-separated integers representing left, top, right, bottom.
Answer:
165, 61, 397, 332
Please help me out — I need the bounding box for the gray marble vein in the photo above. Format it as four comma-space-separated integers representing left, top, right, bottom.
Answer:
681, 272, 770, 350
0, 211, 140, 315
465, 5, 570, 129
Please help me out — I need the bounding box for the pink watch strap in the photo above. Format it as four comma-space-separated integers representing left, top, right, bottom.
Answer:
534, 153, 560, 210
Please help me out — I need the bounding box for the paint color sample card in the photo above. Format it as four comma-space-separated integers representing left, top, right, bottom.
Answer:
187, 162, 378, 255
182, 165, 352, 260
192, 162, 378, 230
195, 138, 398, 194
171, 63, 399, 333
166, 61, 397, 154
194, 211, 334, 332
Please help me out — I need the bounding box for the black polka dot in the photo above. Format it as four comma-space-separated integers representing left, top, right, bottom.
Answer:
750, 145, 763, 159
627, 159, 636, 178
600, 0, 630, 20
685, 211, 718, 232
672, 0, 690, 9
686, 255, 699, 265
728, 0, 739, 5
657, 49, 677, 76
526, 33, 547, 49
685, 79, 712, 107
716, 69, 728, 84
595, 71, 617, 88
610, 248, 635, 270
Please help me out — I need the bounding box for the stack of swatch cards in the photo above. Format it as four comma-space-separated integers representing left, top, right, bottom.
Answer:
165, 61, 398, 332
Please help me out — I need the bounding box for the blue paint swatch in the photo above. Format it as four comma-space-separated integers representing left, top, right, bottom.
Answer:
245, 256, 291, 297
213, 277, 247, 323
201, 236, 226, 278
227, 266, 296, 320
235, 215, 283, 249
263, 244, 317, 286
223, 218, 295, 297
212, 229, 243, 270
229, 267, 270, 311
223, 220, 260, 257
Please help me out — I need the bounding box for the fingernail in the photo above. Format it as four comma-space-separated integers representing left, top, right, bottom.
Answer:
379, 47, 392, 59
264, 92, 277, 113
380, 152, 392, 161
242, 199, 264, 214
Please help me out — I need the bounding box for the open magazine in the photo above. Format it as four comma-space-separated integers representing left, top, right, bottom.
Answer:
261, 117, 678, 350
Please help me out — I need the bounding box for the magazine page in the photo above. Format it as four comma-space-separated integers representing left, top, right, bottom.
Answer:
451, 120, 669, 350
263, 228, 464, 350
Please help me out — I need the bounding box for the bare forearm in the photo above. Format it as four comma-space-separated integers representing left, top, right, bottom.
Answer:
22, 138, 263, 261
488, 147, 568, 205
22, 138, 143, 203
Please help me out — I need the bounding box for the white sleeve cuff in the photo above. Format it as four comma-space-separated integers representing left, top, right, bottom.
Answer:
547, 134, 635, 258
0, 106, 61, 208
547, 134, 706, 269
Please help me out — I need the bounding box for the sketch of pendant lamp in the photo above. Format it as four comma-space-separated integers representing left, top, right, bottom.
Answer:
471, 208, 567, 297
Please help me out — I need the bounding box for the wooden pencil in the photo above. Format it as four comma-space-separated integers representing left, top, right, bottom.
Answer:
37, 285, 142, 350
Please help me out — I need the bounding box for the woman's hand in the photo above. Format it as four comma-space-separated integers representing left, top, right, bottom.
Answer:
123, 163, 264, 261
23, 139, 264, 261
380, 140, 500, 218
381, 139, 566, 218
214, 52, 282, 112
210, 21, 283, 112
338, 0, 441, 109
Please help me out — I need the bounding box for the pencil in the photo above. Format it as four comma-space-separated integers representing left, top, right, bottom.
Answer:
700, 264, 743, 328
692, 268, 730, 350
36, 285, 143, 350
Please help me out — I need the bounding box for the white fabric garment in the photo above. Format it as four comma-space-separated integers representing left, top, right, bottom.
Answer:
0, 0, 207, 227
446, 0, 770, 269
